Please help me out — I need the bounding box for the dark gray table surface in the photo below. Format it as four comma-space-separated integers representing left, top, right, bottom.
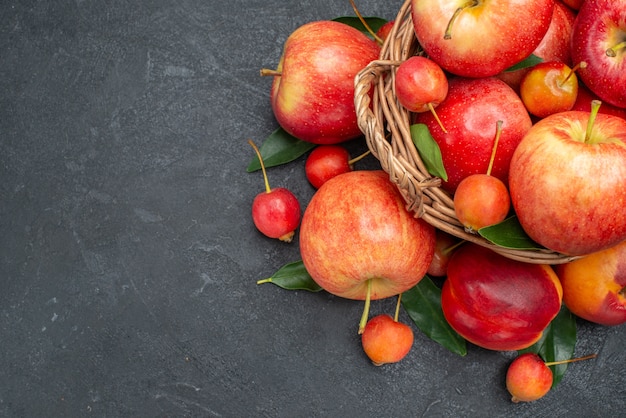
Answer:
1, 1, 624, 416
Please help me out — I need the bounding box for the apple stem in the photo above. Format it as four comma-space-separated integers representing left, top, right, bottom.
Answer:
486, 120, 503, 177
544, 353, 597, 367
558, 61, 587, 87
428, 103, 448, 133
358, 279, 373, 334
348, 149, 371, 166
444, 0, 478, 40
393, 293, 402, 322
606, 41, 626, 58
349, 0, 384, 45
584, 100, 602, 144
260, 68, 281, 77
248, 139, 272, 194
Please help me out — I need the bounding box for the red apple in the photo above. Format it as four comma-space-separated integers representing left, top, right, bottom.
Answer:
571, 0, 626, 109
509, 105, 626, 256
497, 0, 576, 92
561, 0, 583, 10
414, 77, 532, 193
572, 82, 626, 121
555, 239, 626, 326
299, 170, 436, 300
441, 243, 563, 351
261, 21, 380, 144
410, 0, 554, 78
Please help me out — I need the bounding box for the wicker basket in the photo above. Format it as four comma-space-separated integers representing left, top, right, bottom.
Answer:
354, 0, 577, 265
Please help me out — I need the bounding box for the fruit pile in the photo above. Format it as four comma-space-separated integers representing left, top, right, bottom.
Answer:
248, 0, 626, 403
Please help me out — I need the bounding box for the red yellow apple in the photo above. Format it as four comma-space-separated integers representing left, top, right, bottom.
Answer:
410, 0, 554, 78
555, 240, 626, 326
509, 107, 626, 256
262, 20, 380, 144
299, 170, 435, 300
441, 244, 563, 351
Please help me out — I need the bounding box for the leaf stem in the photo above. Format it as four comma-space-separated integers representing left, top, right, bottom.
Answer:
257, 278, 273, 285
358, 279, 373, 334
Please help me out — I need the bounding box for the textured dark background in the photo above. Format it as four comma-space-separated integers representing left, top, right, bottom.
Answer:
1, 0, 624, 416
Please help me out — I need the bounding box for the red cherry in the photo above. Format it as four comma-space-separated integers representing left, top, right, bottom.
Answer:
305, 145, 369, 189
249, 140, 301, 242
361, 314, 414, 366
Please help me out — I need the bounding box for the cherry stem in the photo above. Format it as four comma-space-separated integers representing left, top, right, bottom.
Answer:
393, 293, 402, 322
260, 68, 281, 77
358, 279, 373, 334
544, 353, 597, 367
349, 0, 384, 45
428, 103, 448, 133
444, 0, 477, 40
442, 239, 465, 256
606, 41, 626, 58
558, 61, 587, 87
584, 100, 602, 144
348, 149, 371, 166
487, 120, 503, 176
248, 139, 272, 194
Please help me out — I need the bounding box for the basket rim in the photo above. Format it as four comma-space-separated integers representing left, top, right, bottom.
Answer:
353, 0, 578, 265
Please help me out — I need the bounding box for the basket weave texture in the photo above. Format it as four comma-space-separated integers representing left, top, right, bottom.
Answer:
354, 0, 577, 264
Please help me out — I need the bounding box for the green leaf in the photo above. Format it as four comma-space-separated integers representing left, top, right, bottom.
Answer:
332, 16, 388, 37
410, 124, 448, 181
478, 216, 544, 250
505, 54, 543, 72
257, 260, 323, 292
247, 127, 316, 172
402, 276, 467, 356
518, 306, 577, 387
